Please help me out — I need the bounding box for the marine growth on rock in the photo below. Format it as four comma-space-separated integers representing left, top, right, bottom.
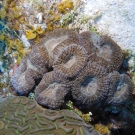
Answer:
10, 28, 133, 109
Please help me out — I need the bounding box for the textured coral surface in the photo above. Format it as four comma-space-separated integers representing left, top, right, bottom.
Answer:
71, 62, 109, 105
35, 71, 70, 109
10, 29, 133, 109
53, 44, 88, 78
106, 71, 134, 105
0, 96, 99, 135
38, 28, 78, 67
10, 56, 44, 95
85, 32, 124, 72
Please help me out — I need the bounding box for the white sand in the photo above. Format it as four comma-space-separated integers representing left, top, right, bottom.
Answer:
84, 0, 135, 51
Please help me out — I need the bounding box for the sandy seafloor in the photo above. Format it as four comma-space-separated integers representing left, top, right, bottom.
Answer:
83, 0, 135, 52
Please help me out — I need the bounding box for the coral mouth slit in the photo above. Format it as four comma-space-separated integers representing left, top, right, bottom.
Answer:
96, 45, 112, 62
41, 83, 61, 100
114, 79, 127, 92
80, 76, 97, 96
63, 54, 76, 68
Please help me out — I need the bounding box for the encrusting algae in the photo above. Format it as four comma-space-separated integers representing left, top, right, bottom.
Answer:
66, 100, 92, 123
57, 0, 74, 14
95, 124, 110, 135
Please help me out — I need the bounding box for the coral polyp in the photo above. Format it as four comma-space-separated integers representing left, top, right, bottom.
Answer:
10, 56, 45, 95
84, 32, 124, 72
38, 28, 78, 67
28, 44, 49, 73
35, 71, 70, 109
71, 62, 109, 105
53, 44, 88, 78
107, 71, 134, 105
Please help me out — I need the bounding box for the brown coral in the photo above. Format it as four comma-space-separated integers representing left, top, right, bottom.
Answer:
53, 38, 79, 60
53, 44, 88, 78
78, 31, 96, 61
28, 44, 49, 73
11, 56, 46, 95
38, 28, 78, 67
71, 61, 109, 105
35, 71, 70, 109
85, 32, 124, 72
10, 29, 131, 109
106, 71, 134, 105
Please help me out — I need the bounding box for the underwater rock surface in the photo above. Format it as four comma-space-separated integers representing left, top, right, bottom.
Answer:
0, 96, 100, 135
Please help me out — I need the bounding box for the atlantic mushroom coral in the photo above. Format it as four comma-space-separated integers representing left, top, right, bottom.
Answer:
53, 38, 79, 60
53, 35, 94, 62
35, 71, 70, 109
71, 61, 109, 105
28, 44, 49, 73
106, 71, 134, 105
37, 28, 78, 67
10, 28, 132, 110
85, 32, 124, 72
78, 31, 96, 61
53, 44, 88, 78
11, 56, 46, 95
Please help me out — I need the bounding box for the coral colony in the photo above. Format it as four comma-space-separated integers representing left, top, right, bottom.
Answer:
1, 0, 135, 134
11, 29, 133, 109
0, 96, 99, 134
